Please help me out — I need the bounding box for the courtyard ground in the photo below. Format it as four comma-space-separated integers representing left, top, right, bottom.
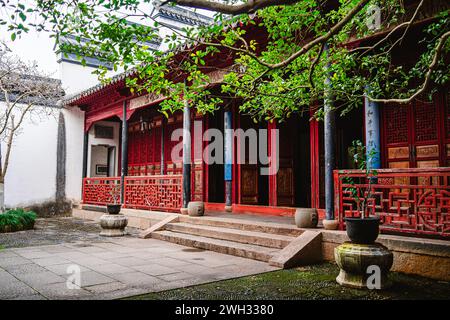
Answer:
127, 263, 450, 300
0, 218, 275, 300
1, 218, 449, 300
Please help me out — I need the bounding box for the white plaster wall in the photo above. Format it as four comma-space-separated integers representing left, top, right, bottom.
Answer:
59, 62, 122, 96
62, 106, 85, 203
1, 102, 59, 208
87, 121, 120, 177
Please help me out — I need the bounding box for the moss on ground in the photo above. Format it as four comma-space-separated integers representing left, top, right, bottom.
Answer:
127, 263, 450, 300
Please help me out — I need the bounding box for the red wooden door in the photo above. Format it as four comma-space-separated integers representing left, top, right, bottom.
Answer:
276, 123, 294, 206
238, 116, 259, 205
382, 94, 445, 170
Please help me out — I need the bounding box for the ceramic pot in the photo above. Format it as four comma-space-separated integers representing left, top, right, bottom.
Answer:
188, 201, 204, 217
294, 208, 318, 228
345, 217, 380, 244
106, 204, 121, 215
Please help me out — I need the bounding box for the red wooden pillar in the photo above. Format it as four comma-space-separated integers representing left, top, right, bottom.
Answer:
268, 121, 278, 206
236, 111, 242, 205
231, 105, 238, 206
310, 110, 320, 209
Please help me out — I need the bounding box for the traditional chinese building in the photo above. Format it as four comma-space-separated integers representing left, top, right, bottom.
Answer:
66, 1, 450, 239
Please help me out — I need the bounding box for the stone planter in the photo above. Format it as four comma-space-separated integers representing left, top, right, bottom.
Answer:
100, 214, 128, 237
188, 201, 204, 217
294, 208, 318, 228
106, 204, 122, 215
335, 242, 393, 289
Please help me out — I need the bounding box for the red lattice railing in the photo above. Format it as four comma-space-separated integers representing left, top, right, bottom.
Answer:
82, 175, 183, 212
123, 175, 182, 212
82, 177, 121, 206
334, 168, 450, 238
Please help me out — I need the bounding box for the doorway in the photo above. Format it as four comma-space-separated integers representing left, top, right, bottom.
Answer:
90, 145, 116, 177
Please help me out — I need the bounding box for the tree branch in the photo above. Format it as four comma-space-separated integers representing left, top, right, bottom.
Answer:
164, 0, 301, 15
174, 0, 370, 70
369, 30, 450, 104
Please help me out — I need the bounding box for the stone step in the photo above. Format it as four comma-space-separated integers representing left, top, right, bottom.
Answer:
179, 215, 302, 237
151, 230, 280, 262
165, 223, 294, 249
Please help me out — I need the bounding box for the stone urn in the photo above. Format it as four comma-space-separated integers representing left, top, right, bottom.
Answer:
294, 208, 318, 228
188, 201, 204, 217
334, 242, 393, 289
100, 214, 128, 237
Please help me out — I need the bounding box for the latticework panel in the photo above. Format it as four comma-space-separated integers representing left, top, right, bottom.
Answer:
124, 175, 182, 212
415, 101, 438, 142
82, 178, 121, 205
335, 169, 450, 237
384, 105, 409, 144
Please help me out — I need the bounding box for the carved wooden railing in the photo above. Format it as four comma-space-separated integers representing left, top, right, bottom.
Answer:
82, 175, 183, 212
334, 168, 450, 238
82, 177, 121, 206
123, 175, 182, 212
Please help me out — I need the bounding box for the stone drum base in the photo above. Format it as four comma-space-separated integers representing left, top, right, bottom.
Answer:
100, 214, 128, 237
334, 242, 393, 289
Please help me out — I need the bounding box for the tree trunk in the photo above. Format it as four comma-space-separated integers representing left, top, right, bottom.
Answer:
0, 179, 5, 213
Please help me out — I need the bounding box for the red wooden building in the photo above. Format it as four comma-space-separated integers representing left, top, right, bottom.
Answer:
65, 4, 450, 239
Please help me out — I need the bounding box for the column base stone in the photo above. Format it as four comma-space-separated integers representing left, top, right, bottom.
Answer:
322, 219, 339, 230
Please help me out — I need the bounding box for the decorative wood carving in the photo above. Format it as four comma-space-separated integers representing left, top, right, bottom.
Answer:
388, 147, 409, 160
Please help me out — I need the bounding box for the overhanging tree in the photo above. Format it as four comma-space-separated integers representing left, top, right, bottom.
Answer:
0, 44, 63, 211
1, 0, 448, 120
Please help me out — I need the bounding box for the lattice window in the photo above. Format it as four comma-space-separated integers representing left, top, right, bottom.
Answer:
384, 105, 409, 144
415, 100, 437, 142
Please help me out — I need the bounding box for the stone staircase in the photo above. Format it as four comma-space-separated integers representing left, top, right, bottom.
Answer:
150, 215, 305, 263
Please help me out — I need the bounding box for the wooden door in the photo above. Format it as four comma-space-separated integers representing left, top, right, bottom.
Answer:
276, 124, 294, 206
382, 95, 445, 171
413, 100, 441, 169
238, 116, 259, 205
444, 93, 450, 166
240, 164, 259, 204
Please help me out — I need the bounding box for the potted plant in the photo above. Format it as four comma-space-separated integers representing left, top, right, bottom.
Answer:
343, 140, 380, 244
106, 184, 121, 215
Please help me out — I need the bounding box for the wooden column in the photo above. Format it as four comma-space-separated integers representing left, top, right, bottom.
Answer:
161, 118, 165, 175
182, 98, 191, 211
309, 109, 320, 209
364, 85, 381, 170
82, 131, 89, 178
268, 121, 278, 206
224, 109, 233, 212
324, 43, 335, 221
120, 100, 128, 204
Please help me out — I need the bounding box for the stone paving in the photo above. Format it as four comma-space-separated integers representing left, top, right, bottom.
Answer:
0, 235, 278, 300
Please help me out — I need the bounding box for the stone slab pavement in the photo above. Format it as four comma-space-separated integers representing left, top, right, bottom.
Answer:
0, 237, 278, 300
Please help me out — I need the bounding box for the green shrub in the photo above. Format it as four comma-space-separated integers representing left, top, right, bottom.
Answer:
0, 208, 37, 233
